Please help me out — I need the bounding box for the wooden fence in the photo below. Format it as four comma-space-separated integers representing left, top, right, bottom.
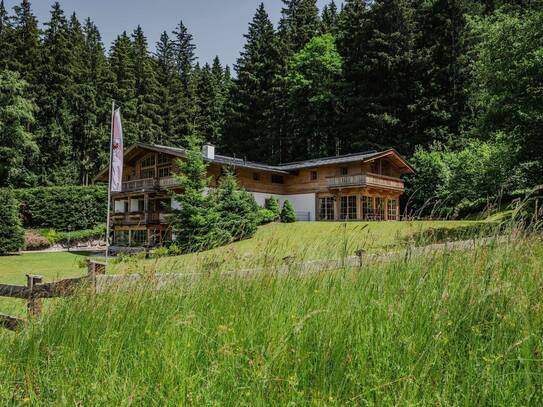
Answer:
0, 261, 106, 332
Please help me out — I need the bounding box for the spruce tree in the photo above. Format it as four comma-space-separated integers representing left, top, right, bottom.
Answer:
131, 25, 162, 143
0, 70, 38, 187
172, 20, 197, 87
36, 2, 78, 184
10, 0, 40, 87
278, 0, 320, 54
109, 31, 137, 146
0, 0, 13, 69
320, 1, 339, 34
224, 3, 282, 161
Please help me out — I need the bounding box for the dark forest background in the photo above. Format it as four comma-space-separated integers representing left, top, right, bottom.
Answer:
1, 0, 542, 216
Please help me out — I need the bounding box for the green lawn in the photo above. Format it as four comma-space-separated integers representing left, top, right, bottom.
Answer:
115, 220, 483, 275
1, 235, 541, 405
0, 251, 92, 317
0, 220, 482, 316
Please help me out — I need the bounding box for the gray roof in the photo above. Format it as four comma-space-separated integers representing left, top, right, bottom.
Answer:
94, 142, 413, 182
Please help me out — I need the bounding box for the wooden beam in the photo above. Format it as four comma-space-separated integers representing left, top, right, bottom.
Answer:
0, 313, 23, 331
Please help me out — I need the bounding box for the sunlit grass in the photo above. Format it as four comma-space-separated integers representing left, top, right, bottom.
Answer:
0, 234, 541, 405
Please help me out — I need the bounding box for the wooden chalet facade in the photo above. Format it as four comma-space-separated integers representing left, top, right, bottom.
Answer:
94, 143, 414, 248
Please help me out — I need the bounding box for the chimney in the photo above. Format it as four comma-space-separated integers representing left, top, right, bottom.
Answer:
202, 143, 215, 160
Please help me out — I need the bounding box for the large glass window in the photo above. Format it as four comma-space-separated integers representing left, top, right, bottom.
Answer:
361, 196, 374, 220
375, 197, 385, 220
340, 196, 356, 220
387, 199, 398, 220
113, 230, 129, 246
319, 197, 335, 220
140, 154, 156, 179
131, 230, 147, 246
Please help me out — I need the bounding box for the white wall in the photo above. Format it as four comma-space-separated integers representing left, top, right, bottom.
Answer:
250, 192, 316, 221
130, 198, 140, 212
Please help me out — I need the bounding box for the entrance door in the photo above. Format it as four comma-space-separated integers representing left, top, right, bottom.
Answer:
339, 196, 356, 220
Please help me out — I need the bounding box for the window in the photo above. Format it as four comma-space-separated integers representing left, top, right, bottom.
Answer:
271, 175, 284, 184
375, 197, 385, 220
113, 230, 129, 246
340, 196, 356, 220
310, 171, 318, 181
158, 166, 171, 178
361, 196, 374, 220
158, 153, 171, 165
131, 230, 147, 246
387, 199, 398, 220
340, 167, 348, 176
140, 154, 156, 179
253, 172, 260, 181
319, 197, 335, 220
138, 199, 145, 212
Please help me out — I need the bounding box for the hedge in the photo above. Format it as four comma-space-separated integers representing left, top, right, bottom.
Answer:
15, 186, 107, 231
0, 189, 25, 254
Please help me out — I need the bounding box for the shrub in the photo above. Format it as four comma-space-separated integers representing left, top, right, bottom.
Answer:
14, 185, 107, 231
257, 208, 277, 225
213, 173, 259, 242
24, 230, 51, 251
280, 200, 296, 223
0, 188, 25, 254
264, 196, 281, 219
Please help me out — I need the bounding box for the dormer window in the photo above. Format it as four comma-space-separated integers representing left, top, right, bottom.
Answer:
310, 171, 318, 181
340, 167, 348, 176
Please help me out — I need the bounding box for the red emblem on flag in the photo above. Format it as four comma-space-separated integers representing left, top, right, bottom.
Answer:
112, 142, 119, 150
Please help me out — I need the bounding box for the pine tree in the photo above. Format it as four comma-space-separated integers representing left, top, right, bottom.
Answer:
278, 0, 320, 54
10, 0, 40, 86
224, 3, 282, 161
109, 31, 137, 146
131, 25, 162, 143
0, 70, 38, 187
0, 0, 14, 69
155, 31, 179, 144
70, 17, 111, 184
172, 20, 196, 87
320, 1, 339, 34
36, 2, 78, 184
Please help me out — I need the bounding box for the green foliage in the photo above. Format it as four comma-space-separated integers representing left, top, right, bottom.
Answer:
264, 196, 281, 218
40, 224, 106, 244
0, 70, 38, 187
256, 208, 277, 225
406, 140, 513, 217
280, 199, 296, 223
170, 136, 228, 253
14, 185, 107, 230
0, 188, 24, 254
469, 9, 543, 185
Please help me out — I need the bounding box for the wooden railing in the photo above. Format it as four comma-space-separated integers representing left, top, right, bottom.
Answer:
120, 176, 180, 192
121, 178, 157, 192
111, 212, 165, 225
0, 262, 106, 331
326, 173, 404, 191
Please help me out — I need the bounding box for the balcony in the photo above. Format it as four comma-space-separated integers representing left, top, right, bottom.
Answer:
121, 176, 181, 192
111, 212, 169, 225
326, 173, 404, 191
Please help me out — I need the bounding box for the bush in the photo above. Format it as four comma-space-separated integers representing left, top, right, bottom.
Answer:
406, 223, 499, 246
257, 208, 277, 225
280, 200, 296, 223
264, 196, 281, 219
0, 188, 25, 254
24, 230, 51, 251
14, 185, 107, 231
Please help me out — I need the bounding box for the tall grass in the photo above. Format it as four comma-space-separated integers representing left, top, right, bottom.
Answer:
1, 232, 542, 405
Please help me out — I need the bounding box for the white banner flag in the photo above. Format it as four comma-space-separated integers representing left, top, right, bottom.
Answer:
110, 108, 124, 192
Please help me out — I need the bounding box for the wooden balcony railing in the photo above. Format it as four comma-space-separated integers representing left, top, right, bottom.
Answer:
111, 212, 167, 225
326, 173, 404, 191
120, 176, 181, 192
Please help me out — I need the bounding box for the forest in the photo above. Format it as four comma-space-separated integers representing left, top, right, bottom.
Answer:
0, 0, 542, 216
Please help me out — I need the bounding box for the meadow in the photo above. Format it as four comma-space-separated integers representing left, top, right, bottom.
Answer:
0, 233, 541, 405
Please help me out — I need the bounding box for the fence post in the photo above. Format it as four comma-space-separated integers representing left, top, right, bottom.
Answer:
88, 260, 107, 293
26, 274, 43, 319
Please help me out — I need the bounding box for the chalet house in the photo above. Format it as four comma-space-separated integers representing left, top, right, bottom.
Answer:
94, 143, 414, 248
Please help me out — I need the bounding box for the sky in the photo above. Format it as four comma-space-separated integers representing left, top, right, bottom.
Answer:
4, 0, 333, 68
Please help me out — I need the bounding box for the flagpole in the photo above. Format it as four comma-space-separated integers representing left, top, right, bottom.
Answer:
105, 100, 115, 260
